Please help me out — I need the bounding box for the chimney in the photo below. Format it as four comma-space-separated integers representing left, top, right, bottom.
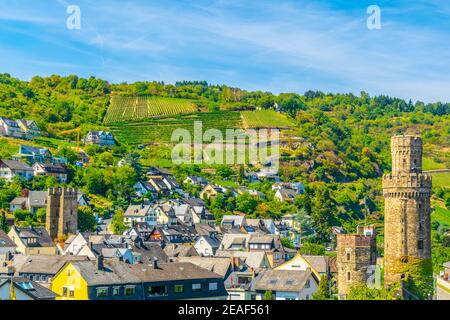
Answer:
152, 257, 158, 269
97, 255, 104, 271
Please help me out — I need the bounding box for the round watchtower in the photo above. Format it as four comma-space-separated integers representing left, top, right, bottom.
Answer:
383, 135, 432, 289
390, 135, 423, 175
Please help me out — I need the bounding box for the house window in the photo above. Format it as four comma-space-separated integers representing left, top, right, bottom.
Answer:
112, 287, 120, 296
347, 272, 351, 281
192, 283, 202, 292
147, 285, 167, 296
209, 282, 218, 291
96, 288, 108, 297
63, 287, 68, 296
418, 240, 424, 250
174, 284, 184, 294
125, 286, 135, 296
69, 289, 74, 297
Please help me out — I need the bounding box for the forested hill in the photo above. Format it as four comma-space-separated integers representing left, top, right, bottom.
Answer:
1, 73, 449, 129
0, 73, 448, 175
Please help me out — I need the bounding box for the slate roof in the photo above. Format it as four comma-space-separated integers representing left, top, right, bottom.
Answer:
0, 159, 33, 171
276, 188, 297, 200
198, 235, 221, 249
194, 223, 217, 236
129, 241, 169, 263
17, 255, 89, 275
0, 230, 16, 248
149, 177, 170, 190
28, 191, 48, 207
14, 227, 54, 248
124, 204, 152, 217
303, 255, 329, 274
70, 260, 223, 286
221, 215, 245, 226
0, 276, 58, 300
248, 235, 274, 245
182, 197, 206, 207
254, 269, 314, 292
216, 250, 267, 269
176, 256, 231, 278
163, 243, 199, 258
10, 197, 27, 206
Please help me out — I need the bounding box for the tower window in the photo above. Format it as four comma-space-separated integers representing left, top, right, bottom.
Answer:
346, 253, 351, 261
347, 272, 351, 281
418, 240, 424, 250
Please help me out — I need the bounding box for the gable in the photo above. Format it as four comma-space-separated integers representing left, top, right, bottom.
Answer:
275, 253, 321, 279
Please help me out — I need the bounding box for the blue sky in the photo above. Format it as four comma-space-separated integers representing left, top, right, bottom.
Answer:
1, 0, 450, 102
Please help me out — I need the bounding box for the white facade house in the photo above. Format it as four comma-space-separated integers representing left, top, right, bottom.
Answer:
0, 160, 34, 182
0, 117, 41, 140
254, 269, 319, 300
85, 131, 115, 146
124, 204, 157, 227
194, 235, 221, 256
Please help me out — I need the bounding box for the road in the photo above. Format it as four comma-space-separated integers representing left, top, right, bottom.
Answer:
436, 277, 450, 300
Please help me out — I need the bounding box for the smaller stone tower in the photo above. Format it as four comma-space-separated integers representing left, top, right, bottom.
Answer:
337, 228, 377, 297
46, 187, 78, 239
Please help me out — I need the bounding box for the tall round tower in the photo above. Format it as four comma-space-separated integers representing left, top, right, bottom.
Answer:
382, 135, 432, 289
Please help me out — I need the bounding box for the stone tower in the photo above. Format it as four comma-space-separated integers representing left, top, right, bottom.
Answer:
46, 187, 78, 239
337, 229, 377, 297
382, 135, 432, 287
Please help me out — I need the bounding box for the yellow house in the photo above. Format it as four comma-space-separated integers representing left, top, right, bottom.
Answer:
275, 252, 330, 279
51, 261, 89, 300
8, 226, 57, 255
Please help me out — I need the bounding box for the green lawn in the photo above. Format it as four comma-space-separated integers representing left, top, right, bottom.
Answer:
422, 157, 446, 170
432, 206, 450, 226
431, 172, 450, 189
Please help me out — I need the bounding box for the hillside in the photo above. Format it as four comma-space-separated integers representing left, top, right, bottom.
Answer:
0, 73, 448, 257
104, 95, 198, 123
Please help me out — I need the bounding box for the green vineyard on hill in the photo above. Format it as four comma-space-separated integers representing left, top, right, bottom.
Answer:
108, 111, 242, 144
241, 110, 294, 129
104, 95, 197, 123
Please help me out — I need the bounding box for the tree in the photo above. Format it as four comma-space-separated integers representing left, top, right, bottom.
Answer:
111, 208, 126, 235
113, 165, 138, 198
281, 237, 294, 249
313, 275, 331, 300
78, 206, 97, 232
300, 242, 325, 255
35, 208, 46, 224
263, 290, 273, 300
0, 211, 8, 232
235, 193, 258, 214
346, 283, 397, 300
